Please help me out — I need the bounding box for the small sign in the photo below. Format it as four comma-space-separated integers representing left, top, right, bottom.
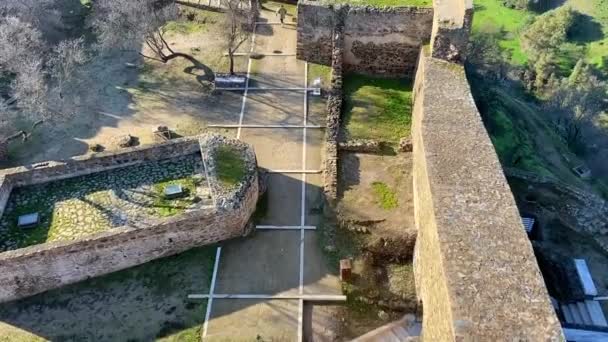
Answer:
164, 184, 184, 199
18, 213, 40, 228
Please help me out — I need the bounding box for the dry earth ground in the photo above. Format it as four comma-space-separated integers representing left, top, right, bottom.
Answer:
4, 6, 246, 167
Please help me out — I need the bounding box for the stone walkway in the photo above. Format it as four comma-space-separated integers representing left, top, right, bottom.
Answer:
192, 11, 342, 342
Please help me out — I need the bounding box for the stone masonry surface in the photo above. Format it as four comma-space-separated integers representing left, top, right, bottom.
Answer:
0, 135, 259, 303
297, 1, 433, 77
0, 154, 212, 252
430, 0, 473, 62
411, 52, 563, 341
323, 16, 345, 202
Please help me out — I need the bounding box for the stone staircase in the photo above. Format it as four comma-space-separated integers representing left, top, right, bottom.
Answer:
561, 300, 608, 327
352, 314, 421, 342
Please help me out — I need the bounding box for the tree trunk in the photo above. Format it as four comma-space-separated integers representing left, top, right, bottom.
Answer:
229, 52, 235, 75
163, 52, 199, 65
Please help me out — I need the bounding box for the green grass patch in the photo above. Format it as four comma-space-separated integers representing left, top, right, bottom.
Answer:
164, 20, 206, 35
321, 0, 432, 7
308, 63, 332, 88
343, 74, 413, 143
214, 146, 247, 188
472, 0, 533, 65
371, 182, 398, 210
567, 0, 608, 69
0, 246, 215, 341
152, 177, 200, 217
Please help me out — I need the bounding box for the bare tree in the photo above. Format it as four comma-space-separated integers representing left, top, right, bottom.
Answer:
0, 14, 88, 161
221, 0, 251, 75
92, 0, 198, 64
0, 0, 62, 33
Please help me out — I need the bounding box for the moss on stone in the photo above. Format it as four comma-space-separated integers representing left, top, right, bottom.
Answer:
0, 154, 209, 251
214, 146, 246, 188
152, 176, 200, 218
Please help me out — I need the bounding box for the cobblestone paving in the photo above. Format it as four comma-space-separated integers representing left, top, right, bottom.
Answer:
0, 154, 213, 252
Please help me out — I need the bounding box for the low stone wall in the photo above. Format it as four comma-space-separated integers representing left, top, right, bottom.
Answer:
0, 135, 259, 303
297, 1, 433, 77
1, 138, 200, 188
323, 17, 345, 202
338, 139, 382, 153
411, 52, 563, 340
0, 178, 12, 219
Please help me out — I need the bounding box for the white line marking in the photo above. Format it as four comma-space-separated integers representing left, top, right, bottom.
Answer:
217, 87, 309, 91
223, 52, 296, 56
265, 169, 322, 174
297, 62, 309, 342
298, 299, 304, 342
236, 23, 257, 139
207, 124, 324, 129
202, 247, 222, 339
254, 21, 294, 25
256, 225, 316, 230
189, 294, 347, 301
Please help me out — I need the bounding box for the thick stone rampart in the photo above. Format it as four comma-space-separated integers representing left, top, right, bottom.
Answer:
296, 1, 433, 77
0, 135, 259, 303
411, 52, 563, 341
430, 0, 473, 63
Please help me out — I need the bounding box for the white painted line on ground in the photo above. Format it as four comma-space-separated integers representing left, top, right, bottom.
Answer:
298, 298, 304, 342
202, 247, 222, 340
223, 52, 296, 56
217, 87, 309, 91
207, 124, 325, 129
236, 23, 257, 139
256, 225, 316, 230
265, 169, 322, 174
297, 62, 309, 342
189, 294, 347, 301
254, 21, 294, 25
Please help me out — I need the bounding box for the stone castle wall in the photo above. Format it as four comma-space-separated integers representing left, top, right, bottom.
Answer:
298, 0, 564, 338
343, 7, 433, 77
0, 136, 259, 303
411, 51, 564, 340
1, 138, 200, 188
323, 13, 345, 201
296, 1, 433, 77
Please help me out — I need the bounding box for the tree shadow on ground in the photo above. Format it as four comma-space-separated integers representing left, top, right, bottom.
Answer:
568, 13, 605, 44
